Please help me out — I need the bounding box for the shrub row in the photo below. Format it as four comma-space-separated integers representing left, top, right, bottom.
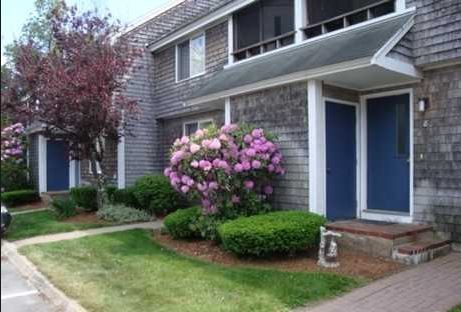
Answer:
70, 186, 97, 211
1, 189, 40, 207
218, 211, 326, 257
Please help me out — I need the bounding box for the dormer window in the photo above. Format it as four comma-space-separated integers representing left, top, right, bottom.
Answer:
303, 0, 396, 39
233, 0, 295, 62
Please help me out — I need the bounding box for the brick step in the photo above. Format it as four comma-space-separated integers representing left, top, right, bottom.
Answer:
392, 239, 451, 265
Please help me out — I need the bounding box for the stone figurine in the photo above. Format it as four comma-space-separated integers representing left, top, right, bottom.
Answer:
318, 226, 342, 268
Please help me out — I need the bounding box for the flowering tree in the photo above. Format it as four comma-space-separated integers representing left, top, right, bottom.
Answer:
1, 123, 25, 162
164, 124, 285, 216
2, 4, 140, 208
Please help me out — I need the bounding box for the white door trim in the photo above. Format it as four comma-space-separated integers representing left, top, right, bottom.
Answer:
323, 97, 361, 220
359, 88, 414, 223
38, 135, 47, 193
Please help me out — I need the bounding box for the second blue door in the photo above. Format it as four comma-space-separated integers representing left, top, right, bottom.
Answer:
326, 101, 357, 220
46, 140, 69, 191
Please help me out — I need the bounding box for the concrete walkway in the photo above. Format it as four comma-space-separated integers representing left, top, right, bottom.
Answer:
301, 252, 461, 312
14, 221, 163, 247
11, 208, 50, 216
1, 258, 56, 312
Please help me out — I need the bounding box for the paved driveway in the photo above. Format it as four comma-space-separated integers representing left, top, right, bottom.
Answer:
1, 258, 55, 312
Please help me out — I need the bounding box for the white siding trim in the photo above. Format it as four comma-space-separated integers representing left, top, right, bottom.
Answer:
227, 16, 234, 65
308, 80, 326, 216
69, 160, 76, 188
294, 0, 306, 43
38, 135, 47, 193
117, 136, 126, 189
224, 98, 231, 125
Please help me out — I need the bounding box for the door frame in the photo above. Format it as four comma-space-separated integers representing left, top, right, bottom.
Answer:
324, 97, 361, 220
38, 135, 80, 193
359, 88, 414, 223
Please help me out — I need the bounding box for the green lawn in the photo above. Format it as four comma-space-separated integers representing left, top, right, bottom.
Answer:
21, 230, 360, 312
449, 305, 461, 312
6, 210, 108, 241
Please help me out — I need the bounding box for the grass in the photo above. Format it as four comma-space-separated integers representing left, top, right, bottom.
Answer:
21, 229, 361, 312
449, 305, 461, 312
6, 210, 107, 241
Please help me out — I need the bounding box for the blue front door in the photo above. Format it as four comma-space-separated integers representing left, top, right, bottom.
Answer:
46, 140, 69, 191
326, 101, 357, 220
367, 94, 410, 213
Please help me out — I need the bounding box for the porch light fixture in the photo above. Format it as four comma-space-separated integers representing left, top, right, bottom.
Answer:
418, 97, 429, 112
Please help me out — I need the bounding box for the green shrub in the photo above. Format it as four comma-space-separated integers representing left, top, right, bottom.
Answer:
1, 189, 39, 207
70, 186, 97, 211
133, 175, 185, 216
218, 211, 326, 257
105, 185, 117, 202
0, 161, 31, 192
96, 204, 151, 223
109, 187, 139, 208
163, 206, 201, 239
51, 198, 77, 219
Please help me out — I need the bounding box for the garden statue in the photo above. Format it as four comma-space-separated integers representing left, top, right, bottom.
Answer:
318, 226, 342, 268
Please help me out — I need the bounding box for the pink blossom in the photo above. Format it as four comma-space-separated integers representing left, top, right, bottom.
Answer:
180, 136, 190, 144
197, 183, 207, 192
245, 148, 256, 157
264, 185, 274, 195
271, 156, 281, 165
208, 138, 221, 150
195, 129, 205, 138
191, 160, 199, 168
201, 139, 211, 148
190, 144, 200, 154
202, 198, 211, 208
164, 167, 172, 177
173, 139, 181, 147
208, 181, 218, 190
219, 134, 228, 141
268, 164, 275, 172
220, 124, 238, 133
199, 160, 212, 171
180, 185, 190, 193
252, 128, 263, 138
243, 134, 253, 144
242, 161, 251, 171
218, 160, 229, 170
212, 158, 221, 168
244, 180, 254, 189
234, 163, 243, 172
231, 195, 240, 203
252, 160, 261, 169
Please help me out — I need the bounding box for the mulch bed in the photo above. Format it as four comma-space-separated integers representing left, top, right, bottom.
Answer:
63, 211, 108, 224
10, 200, 48, 211
153, 231, 405, 280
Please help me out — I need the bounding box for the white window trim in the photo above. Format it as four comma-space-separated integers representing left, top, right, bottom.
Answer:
182, 118, 214, 136
175, 33, 206, 83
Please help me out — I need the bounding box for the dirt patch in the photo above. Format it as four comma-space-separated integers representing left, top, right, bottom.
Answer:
153, 231, 405, 280
63, 212, 107, 224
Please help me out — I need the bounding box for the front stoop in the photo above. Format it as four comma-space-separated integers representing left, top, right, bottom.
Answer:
326, 220, 452, 264
392, 239, 452, 265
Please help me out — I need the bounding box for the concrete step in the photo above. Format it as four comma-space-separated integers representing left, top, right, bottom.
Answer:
392, 239, 452, 265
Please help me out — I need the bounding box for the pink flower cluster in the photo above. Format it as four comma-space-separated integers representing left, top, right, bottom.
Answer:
164, 124, 285, 214
1, 123, 25, 162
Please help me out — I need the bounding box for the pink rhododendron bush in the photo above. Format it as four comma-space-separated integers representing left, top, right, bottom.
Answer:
164, 124, 285, 217
1, 123, 25, 161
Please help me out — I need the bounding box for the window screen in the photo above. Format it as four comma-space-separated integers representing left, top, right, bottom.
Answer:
184, 122, 198, 136
307, 0, 385, 24
234, 3, 261, 49
262, 0, 294, 40
177, 40, 190, 81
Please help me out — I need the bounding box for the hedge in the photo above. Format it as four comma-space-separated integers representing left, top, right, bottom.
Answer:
163, 206, 201, 239
108, 187, 139, 208
218, 211, 326, 257
133, 175, 185, 216
69, 186, 97, 211
1, 190, 40, 207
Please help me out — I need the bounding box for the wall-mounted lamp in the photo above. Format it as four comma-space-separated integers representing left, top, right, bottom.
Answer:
418, 97, 429, 112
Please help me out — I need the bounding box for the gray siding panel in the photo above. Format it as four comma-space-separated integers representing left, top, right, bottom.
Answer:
231, 82, 310, 211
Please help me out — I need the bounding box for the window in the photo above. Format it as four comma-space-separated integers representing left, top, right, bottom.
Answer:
233, 0, 294, 61
177, 34, 205, 81
183, 119, 213, 136
303, 0, 395, 39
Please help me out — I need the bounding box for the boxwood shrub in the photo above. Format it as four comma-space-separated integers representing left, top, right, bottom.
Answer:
133, 175, 186, 216
109, 186, 139, 208
70, 186, 97, 211
163, 206, 201, 239
96, 204, 151, 223
0, 189, 40, 207
218, 211, 326, 257
51, 197, 77, 219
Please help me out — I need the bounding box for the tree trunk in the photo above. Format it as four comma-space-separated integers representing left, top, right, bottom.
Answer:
89, 156, 107, 210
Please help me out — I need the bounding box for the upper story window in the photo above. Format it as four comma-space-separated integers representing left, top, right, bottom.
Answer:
303, 0, 396, 39
176, 34, 206, 81
233, 0, 295, 61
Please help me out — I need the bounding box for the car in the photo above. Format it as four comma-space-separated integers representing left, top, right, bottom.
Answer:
1, 204, 12, 236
